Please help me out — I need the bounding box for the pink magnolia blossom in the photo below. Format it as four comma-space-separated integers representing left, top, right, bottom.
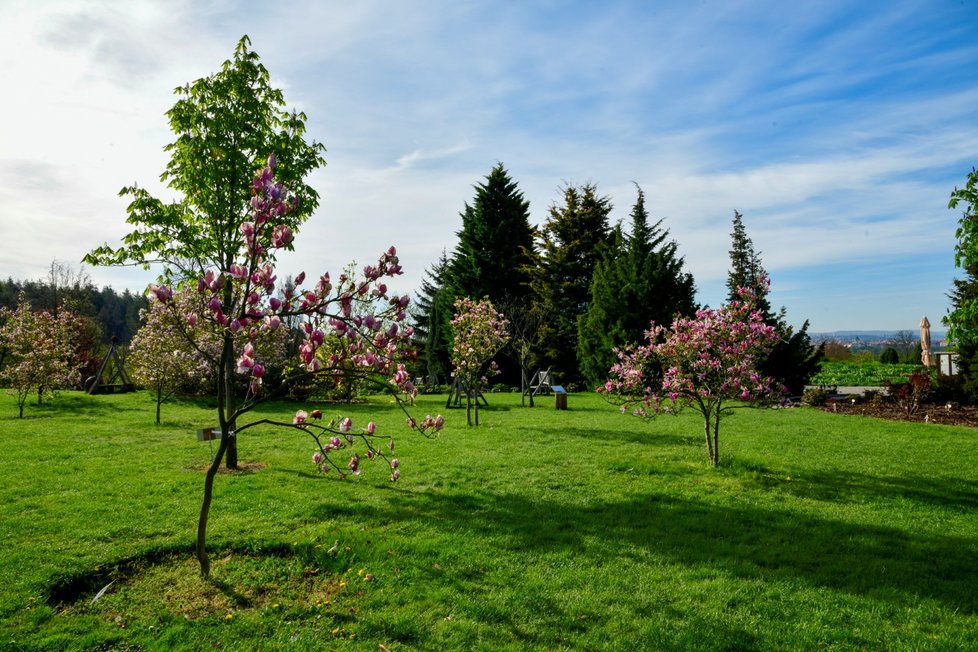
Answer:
271, 224, 293, 248
600, 284, 782, 466
450, 297, 509, 426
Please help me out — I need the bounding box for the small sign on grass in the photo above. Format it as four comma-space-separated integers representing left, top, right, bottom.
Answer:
196, 427, 221, 442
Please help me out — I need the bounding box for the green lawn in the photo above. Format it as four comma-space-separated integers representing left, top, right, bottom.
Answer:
1, 390, 977, 650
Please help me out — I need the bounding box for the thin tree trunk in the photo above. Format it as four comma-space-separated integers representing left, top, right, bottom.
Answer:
703, 415, 714, 465
224, 355, 238, 469
712, 407, 721, 466
155, 383, 162, 425
197, 431, 228, 578
197, 338, 234, 577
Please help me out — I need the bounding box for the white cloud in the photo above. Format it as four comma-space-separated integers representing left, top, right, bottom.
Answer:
0, 0, 975, 331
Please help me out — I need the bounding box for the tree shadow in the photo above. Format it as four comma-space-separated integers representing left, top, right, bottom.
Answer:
739, 465, 978, 512
555, 423, 702, 448
312, 488, 978, 613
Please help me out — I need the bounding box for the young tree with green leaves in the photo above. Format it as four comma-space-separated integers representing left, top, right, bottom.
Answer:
84, 35, 326, 468
530, 183, 613, 383
578, 186, 697, 387
945, 166, 978, 400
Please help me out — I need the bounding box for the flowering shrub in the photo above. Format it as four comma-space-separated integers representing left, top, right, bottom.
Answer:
0, 293, 80, 417
600, 286, 783, 466
450, 297, 510, 425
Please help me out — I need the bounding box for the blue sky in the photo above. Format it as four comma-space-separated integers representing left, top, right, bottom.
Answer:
1, 0, 976, 332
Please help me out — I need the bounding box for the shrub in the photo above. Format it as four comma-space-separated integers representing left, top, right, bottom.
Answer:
880, 348, 900, 364
802, 387, 829, 406
883, 371, 932, 416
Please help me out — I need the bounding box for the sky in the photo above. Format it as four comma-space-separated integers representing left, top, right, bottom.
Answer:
1, 0, 977, 333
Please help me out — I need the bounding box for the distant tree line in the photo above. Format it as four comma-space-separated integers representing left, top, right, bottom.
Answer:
0, 262, 147, 345
410, 164, 822, 394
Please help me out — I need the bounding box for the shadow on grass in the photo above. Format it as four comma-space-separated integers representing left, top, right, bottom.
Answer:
555, 424, 703, 448
44, 540, 300, 607
741, 466, 978, 511
2, 393, 141, 421
314, 488, 978, 613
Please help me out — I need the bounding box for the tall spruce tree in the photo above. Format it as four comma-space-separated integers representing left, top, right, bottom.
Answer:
726, 211, 822, 395
726, 210, 770, 316
409, 251, 453, 382
578, 186, 697, 386
448, 163, 536, 302
414, 165, 536, 385
530, 183, 613, 383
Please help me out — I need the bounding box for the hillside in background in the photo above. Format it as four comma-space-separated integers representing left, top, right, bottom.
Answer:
812, 330, 949, 349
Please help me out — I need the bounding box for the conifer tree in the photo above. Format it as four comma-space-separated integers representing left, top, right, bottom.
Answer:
409, 251, 453, 382
448, 163, 536, 302
726, 211, 822, 395
417, 165, 536, 385
530, 183, 612, 383
578, 186, 697, 386
726, 210, 770, 316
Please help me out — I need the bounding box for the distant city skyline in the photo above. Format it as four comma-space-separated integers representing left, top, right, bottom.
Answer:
2, 1, 976, 332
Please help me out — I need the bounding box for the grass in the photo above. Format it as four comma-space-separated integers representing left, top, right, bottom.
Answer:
1, 389, 977, 650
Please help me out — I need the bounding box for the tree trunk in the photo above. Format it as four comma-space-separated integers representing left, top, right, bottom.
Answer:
197, 337, 234, 577
197, 430, 228, 578
711, 407, 721, 466
155, 384, 162, 425
703, 415, 714, 465
224, 346, 239, 469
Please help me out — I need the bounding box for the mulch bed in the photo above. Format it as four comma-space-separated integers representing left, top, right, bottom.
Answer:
817, 398, 978, 427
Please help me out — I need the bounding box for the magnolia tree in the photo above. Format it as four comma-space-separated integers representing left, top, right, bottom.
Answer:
127, 158, 442, 576
84, 36, 327, 470
129, 293, 213, 424
599, 287, 783, 466
450, 297, 510, 425
0, 293, 80, 418
131, 288, 296, 424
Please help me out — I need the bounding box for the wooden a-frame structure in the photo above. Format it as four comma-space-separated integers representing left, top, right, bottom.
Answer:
86, 337, 135, 394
